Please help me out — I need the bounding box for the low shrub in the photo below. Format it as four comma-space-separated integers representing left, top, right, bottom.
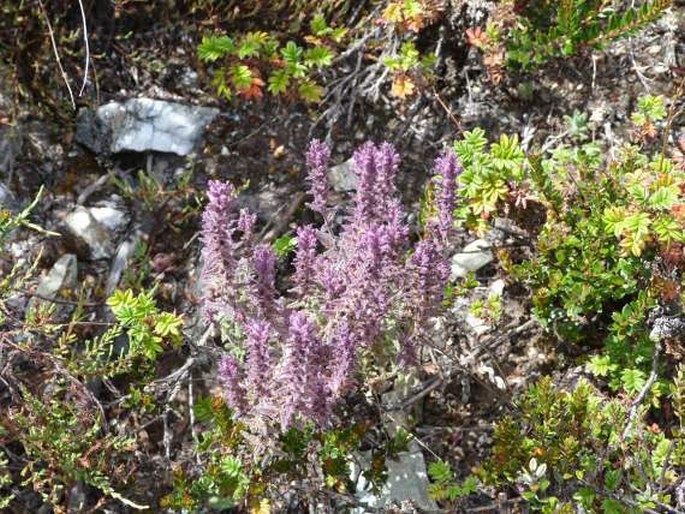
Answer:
467, 0, 671, 79
452, 95, 684, 390
478, 372, 685, 513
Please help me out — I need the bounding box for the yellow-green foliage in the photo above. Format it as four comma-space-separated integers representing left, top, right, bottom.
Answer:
473, 0, 672, 75
480, 375, 684, 512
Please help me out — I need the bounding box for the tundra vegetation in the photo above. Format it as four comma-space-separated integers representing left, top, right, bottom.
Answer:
0, 0, 683, 512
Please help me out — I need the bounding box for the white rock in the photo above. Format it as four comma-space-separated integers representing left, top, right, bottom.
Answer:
352, 449, 438, 513
29, 254, 78, 314
450, 239, 493, 279
36, 254, 78, 299
64, 207, 114, 260
329, 158, 356, 192
106, 236, 140, 296
89, 203, 127, 232
76, 98, 219, 156
489, 278, 506, 296
465, 311, 491, 336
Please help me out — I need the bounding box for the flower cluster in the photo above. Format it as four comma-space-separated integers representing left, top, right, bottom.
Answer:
202, 141, 459, 432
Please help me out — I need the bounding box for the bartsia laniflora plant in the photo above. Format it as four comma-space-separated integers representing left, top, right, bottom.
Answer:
201, 141, 460, 432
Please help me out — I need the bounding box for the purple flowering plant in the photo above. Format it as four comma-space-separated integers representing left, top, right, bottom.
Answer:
201, 140, 461, 433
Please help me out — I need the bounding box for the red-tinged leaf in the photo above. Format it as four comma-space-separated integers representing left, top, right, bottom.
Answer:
238, 76, 265, 100
466, 27, 488, 49
390, 73, 416, 99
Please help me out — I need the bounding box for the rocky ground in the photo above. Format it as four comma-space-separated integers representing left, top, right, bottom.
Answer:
0, 1, 684, 512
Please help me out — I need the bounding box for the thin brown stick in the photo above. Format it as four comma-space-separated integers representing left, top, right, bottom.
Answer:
432, 87, 464, 135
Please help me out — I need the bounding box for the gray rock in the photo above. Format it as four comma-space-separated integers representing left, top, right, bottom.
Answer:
465, 311, 491, 336
450, 239, 493, 279
67, 481, 87, 513
489, 217, 527, 243
0, 126, 21, 175
489, 278, 506, 296
29, 254, 78, 315
106, 235, 141, 296
36, 254, 78, 299
352, 449, 438, 513
329, 158, 356, 193
0, 182, 17, 211
75, 98, 219, 156
350, 380, 437, 513
64, 206, 115, 260
89, 199, 128, 233
452, 297, 491, 337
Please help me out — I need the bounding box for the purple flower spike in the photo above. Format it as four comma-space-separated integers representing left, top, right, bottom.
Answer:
293, 225, 318, 297
245, 319, 272, 397
238, 208, 257, 240
252, 244, 277, 312
352, 142, 379, 222
433, 150, 462, 241
328, 320, 357, 397
279, 311, 326, 428
306, 139, 331, 215
351, 142, 401, 225
218, 355, 246, 414
375, 142, 400, 205
408, 238, 450, 323
201, 181, 238, 322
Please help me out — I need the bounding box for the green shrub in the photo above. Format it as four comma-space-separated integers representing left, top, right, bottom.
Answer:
160, 394, 387, 511
198, 16, 342, 103
469, 0, 671, 78
453, 96, 684, 387
1, 196, 184, 511
197, 1, 448, 105
478, 373, 685, 512
1, 285, 183, 511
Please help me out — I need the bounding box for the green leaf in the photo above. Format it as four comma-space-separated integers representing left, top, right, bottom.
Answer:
198, 35, 234, 62
382, 56, 402, 70
428, 461, 452, 483
230, 65, 254, 90
331, 27, 347, 43
192, 396, 215, 423
154, 312, 184, 338
297, 79, 323, 103
304, 46, 334, 68
490, 133, 525, 178
235, 32, 266, 59
621, 368, 647, 395
267, 69, 290, 95
601, 498, 624, 514
628, 183, 650, 207
211, 69, 232, 100
281, 41, 303, 64
261, 39, 280, 59
587, 355, 618, 377
603, 207, 628, 237
310, 14, 329, 36
619, 212, 651, 256
637, 95, 667, 121
649, 186, 679, 210
453, 128, 488, 166
653, 216, 685, 245
273, 232, 297, 257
